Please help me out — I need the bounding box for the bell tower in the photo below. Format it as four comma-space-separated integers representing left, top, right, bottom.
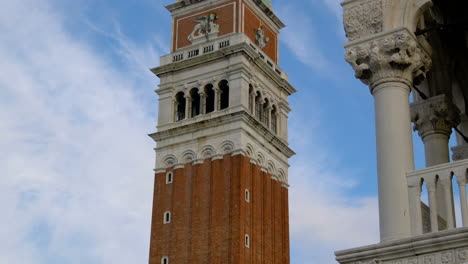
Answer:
148, 0, 295, 263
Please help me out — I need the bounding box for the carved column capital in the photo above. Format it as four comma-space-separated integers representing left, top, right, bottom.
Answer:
411, 95, 460, 139
345, 29, 432, 90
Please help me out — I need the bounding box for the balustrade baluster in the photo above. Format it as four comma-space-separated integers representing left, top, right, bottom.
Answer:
427, 181, 439, 232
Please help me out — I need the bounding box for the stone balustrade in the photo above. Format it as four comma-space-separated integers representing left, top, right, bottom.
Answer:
407, 159, 468, 236
159, 33, 288, 80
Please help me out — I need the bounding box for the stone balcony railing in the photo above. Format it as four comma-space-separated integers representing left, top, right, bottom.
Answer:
159, 33, 288, 80
407, 159, 468, 236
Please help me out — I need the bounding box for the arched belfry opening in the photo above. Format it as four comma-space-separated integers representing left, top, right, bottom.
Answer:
219, 80, 229, 110
263, 98, 270, 127
271, 105, 278, 134
175, 91, 186, 121
255, 91, 262, 121
249, 85, 254, 114
205, 84, 215, 114
190, 88, 200, 117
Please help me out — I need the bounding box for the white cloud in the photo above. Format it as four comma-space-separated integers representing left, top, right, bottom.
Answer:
0, 1, 378, 264
0, 0, 161, 263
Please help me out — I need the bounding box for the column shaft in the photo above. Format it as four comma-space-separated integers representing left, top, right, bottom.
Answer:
373, 81, 413, 241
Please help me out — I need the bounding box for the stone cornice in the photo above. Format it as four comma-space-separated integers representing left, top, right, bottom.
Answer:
335, 228, 468, 263
149, 110, 295, 158
150, 42, 297, 96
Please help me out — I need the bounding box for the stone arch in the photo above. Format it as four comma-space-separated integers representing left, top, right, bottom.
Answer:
277, 168, 286, 183
256, 152, 265, 167
220, 140, 235, 154
201, 145, 216, 159
245, 144, 255, 157
189, 87, 201, 118
266, 161, 276, 175
182, 150, 197, 163
163, 154, 178, 168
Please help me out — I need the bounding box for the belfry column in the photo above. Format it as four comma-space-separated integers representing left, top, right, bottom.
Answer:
410, 95, 459, 228
345, 29, 432, 241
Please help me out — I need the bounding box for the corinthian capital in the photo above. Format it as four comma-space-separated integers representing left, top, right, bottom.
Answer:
410, 94, 460, 139
345, 28, 431, 89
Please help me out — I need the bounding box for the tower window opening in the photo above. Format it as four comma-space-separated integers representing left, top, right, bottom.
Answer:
175, 92, 186, 121
245, 189, 250, 202
262, 98, 270, 127
163, 211, 171, 224
248, 85, 254, 114
190, 88, 201, 118
205, 84, 215, 113
166, 171, 173, 184
161, 256, 169, 264
219, 80, 229, 110
245, 234, 250, 248
271, 105, 278, 134
255, 91, 262, 121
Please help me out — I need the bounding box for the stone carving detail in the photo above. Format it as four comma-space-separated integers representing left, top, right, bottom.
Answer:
345, 30, 431, 86
343, 0, 383, 41
441, 251, 454, 264
422, 255, 435, 264
411, 95, 460, 139
255, 25, 269, 49
457, 248, 468, 262
188, 13, 220, 44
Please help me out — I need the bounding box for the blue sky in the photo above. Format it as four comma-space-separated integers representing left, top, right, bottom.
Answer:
0, 0, 439, 263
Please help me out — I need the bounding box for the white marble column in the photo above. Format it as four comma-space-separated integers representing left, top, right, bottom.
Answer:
214, 87, 221, 111
411, 95, 459, 227
457, 175, 468, 226
345, 29, 431, 241
185, 94, 190, 119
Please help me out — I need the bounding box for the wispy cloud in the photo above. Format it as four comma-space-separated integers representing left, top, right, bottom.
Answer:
0, 0, 163, 263
276, 5, 331, 73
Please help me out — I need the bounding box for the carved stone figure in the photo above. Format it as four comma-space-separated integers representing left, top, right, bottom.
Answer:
188, 13, 219, 43
255, 25, 269, 49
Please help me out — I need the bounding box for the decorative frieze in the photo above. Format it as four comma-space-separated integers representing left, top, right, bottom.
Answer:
343, 0, 383, 41
344, 28, 431, 88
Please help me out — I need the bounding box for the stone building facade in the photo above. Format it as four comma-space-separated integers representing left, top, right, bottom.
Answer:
336, 0, 468, 263
148, 0, 295, 263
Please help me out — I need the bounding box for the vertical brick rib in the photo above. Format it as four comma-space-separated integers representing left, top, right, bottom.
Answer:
171, 165, 189, 262
274, 180, 283, 264
148, 173, 162, 264
230, 155, 241, 264
283, 187, 290, 264
263, 176, 272, 264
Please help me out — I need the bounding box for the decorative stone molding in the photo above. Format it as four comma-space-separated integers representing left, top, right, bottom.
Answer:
345, 28, 431, 88
343, 0, 383, 42
342, 0, 433, 42
336, 228, 468, 264
411, 95, 460, 140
